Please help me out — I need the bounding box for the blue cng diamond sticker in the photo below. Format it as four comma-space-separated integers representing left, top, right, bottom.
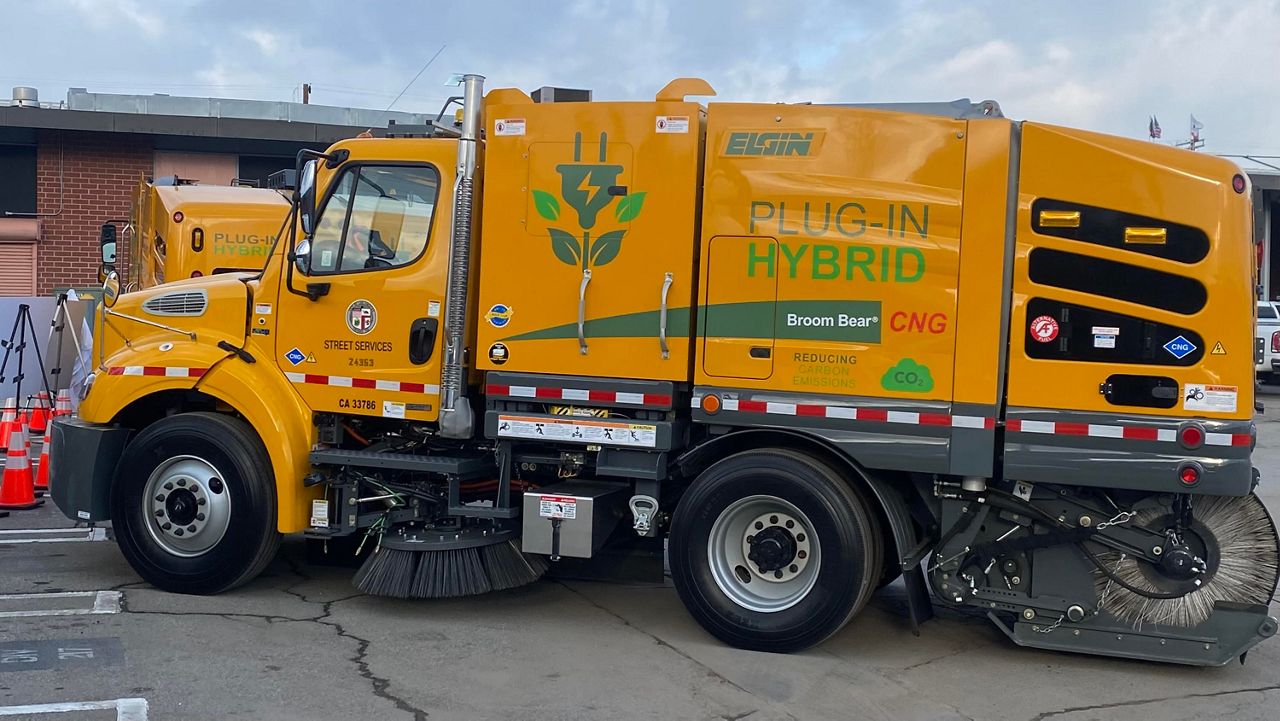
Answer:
285, 348, 306, 366
1163, 335, 1197, 360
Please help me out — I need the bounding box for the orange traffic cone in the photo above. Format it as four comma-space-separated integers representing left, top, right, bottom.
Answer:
33, 421, 51, 497
28, 391, 49, 434
54, 389, 72, 418
0, 398, 15, 451
0, 421, 41, 510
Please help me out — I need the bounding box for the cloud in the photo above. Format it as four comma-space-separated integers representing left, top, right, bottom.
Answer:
2, 0, 1276, 152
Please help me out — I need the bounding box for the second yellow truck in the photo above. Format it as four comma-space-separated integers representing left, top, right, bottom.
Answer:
56, 75, 1278, 665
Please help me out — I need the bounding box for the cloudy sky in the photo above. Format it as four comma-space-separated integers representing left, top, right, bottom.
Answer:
2, 0, 1277, 158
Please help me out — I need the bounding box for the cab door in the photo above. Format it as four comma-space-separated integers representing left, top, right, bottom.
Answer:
275, 149, 453, 422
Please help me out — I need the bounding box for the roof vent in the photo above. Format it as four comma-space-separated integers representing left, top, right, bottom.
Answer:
11, 87, 38, 108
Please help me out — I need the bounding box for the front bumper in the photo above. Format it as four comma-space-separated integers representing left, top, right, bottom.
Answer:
50, 417, 131, 523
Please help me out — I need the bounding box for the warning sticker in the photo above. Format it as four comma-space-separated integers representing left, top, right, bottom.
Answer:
496, 414, 658, 448
656, 116, 689, 134
382, 400, 406, 419
494, 118, 525, 136
539, 495, 577, 520
1183, 384, 1237, 413
310, 499, 330, 528
254, 303, 273, 315
1211, 341, 1227, 355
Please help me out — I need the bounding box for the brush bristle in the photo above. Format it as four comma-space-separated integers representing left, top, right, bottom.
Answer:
354, 539, 549, 600
353, 546, 418, 599
1094, 494, 1280, 628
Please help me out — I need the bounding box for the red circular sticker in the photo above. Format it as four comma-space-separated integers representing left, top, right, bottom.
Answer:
1030, 315, 1059, 343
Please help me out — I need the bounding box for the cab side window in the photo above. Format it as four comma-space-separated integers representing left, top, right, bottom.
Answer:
309, 165, 439, 275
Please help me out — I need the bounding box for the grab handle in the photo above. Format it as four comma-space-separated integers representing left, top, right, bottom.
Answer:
577, 268, 592, 355
659, 272, 673, 360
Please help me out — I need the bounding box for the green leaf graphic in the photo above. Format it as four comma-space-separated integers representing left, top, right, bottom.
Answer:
532, 189, 560, 221
614, 191, 646, 223
549, 228, 581, 265
589, 230, 626, 266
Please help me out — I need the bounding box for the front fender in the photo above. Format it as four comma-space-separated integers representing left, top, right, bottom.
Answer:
84, 338, 319, 534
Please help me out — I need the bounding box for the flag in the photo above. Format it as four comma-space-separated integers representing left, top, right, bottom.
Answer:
1190, 114, 1204, 142
1149, 116, 1162, 139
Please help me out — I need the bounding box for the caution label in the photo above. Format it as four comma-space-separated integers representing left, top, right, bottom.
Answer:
1183, 384, 1237, 413
656, 116, 689, 134
539, 495, 577, 520
496, 414, 658, 448
494, 118, 526, 136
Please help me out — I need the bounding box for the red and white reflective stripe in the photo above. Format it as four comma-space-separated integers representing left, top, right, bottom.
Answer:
1006, 419, 1250, 447
285, 372, 439, 395
486, 384, 671, 407
107, 366, 207, 378
702, 396, 995, 430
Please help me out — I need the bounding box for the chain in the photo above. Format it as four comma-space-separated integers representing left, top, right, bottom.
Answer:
1095, 510, 1136, 531
1097, 553, 1126, 609
927, 546, 970, 573
1033, 615, 1065, 634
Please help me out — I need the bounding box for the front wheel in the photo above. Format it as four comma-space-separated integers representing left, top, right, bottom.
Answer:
669, 449, 881, 652
112, 412, 281, 594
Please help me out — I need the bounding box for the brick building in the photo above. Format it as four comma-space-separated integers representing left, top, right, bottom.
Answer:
0, 87, 430, 295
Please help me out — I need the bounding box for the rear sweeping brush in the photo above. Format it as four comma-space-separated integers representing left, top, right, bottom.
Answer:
1092, 493, 1280, 628
354, 526, 549, 600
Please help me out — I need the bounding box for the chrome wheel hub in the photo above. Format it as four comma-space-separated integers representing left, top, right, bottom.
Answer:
143, 455, 231, 557
708, 495, 820, 613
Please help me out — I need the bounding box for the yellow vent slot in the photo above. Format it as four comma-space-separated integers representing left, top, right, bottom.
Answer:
1124, 227, 1167, 245
1039, 210, 1080, 228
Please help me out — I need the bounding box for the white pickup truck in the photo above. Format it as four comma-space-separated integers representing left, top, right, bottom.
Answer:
1258, 300, 1280, 382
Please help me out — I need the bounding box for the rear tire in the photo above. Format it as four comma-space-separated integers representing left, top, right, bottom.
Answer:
669, 449, 880, 652
112, 412, 281, 594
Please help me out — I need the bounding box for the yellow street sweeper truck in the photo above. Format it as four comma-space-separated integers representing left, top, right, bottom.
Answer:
54, 74, 1278, 665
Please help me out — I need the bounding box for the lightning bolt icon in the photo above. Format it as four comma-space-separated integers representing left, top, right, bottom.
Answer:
576, 169, 605, 211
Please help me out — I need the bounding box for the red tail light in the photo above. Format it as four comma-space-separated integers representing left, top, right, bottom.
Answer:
190, 270, 203, 278
1272, 330, 1279, 353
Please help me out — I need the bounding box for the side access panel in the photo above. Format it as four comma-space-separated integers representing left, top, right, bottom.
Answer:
692, 102, 974, 474
1004, 123, 1256, 494
477, 95, 704, 381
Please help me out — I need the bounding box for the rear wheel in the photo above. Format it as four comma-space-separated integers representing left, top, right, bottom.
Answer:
112, 412, 281, 594
669, 449, 880, 652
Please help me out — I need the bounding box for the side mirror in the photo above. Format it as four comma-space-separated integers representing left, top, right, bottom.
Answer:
298, 159, 318, 235
293, 238, 312, 275
99, 223, 117, 264
102, 271, 121, 308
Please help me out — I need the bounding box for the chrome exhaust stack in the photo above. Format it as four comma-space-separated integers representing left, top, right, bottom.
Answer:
438, 73, 483, 439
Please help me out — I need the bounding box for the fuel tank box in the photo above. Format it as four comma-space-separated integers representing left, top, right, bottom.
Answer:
476, 91, 704, 381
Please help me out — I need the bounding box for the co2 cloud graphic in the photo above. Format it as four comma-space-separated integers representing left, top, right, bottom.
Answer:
881, 358, 934, 393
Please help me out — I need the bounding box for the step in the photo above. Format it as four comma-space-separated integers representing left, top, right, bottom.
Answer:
309, 448, 493, 480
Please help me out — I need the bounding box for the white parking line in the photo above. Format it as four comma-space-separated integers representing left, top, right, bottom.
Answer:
0, 528, 107, 544
0, 697, 148, 719
0, 591, 122, 619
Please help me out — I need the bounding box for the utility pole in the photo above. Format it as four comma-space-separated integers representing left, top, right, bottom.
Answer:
302, 83, 311, 105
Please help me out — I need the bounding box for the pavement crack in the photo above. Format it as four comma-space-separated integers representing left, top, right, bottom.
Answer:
555, 581, 800, 721
1029, 684, 1280, 721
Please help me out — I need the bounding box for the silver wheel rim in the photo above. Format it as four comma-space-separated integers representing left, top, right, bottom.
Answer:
142, 455, 231, 557
707, 494, 820, 613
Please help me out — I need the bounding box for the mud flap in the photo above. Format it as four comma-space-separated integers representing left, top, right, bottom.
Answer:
49, 417, 131, 524
988, 602, 1278, 666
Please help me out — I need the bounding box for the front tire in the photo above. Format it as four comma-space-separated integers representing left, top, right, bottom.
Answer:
112, 412, 281, 594
669, 449, 880, 652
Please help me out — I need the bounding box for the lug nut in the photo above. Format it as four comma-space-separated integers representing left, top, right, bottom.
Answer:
774, 570, 783, 579
755, 521, 763, 530
196, 513, 205, 521
155, 494, 165, 502
187, 525, 196, 533
174, 529, 184, 536
155, 510, 164, 517
797, 550, 807, 559
176, 479, 187, 487
163, 482, 174, 490
796, 533, 806, 543
197, 498, 206, 506
789, 564, 798, 573
746, 535, 754, 544
785, 519, 794, 529
161, 522, 172, 530
769, 515, 778, 525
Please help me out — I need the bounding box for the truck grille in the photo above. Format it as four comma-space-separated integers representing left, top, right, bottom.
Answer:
142, 290, 208, 317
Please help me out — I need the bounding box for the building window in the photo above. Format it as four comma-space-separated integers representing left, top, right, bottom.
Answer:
0, 145, 37, 215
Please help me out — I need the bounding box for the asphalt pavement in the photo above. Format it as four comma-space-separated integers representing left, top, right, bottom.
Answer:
3, 392, 1280, 720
